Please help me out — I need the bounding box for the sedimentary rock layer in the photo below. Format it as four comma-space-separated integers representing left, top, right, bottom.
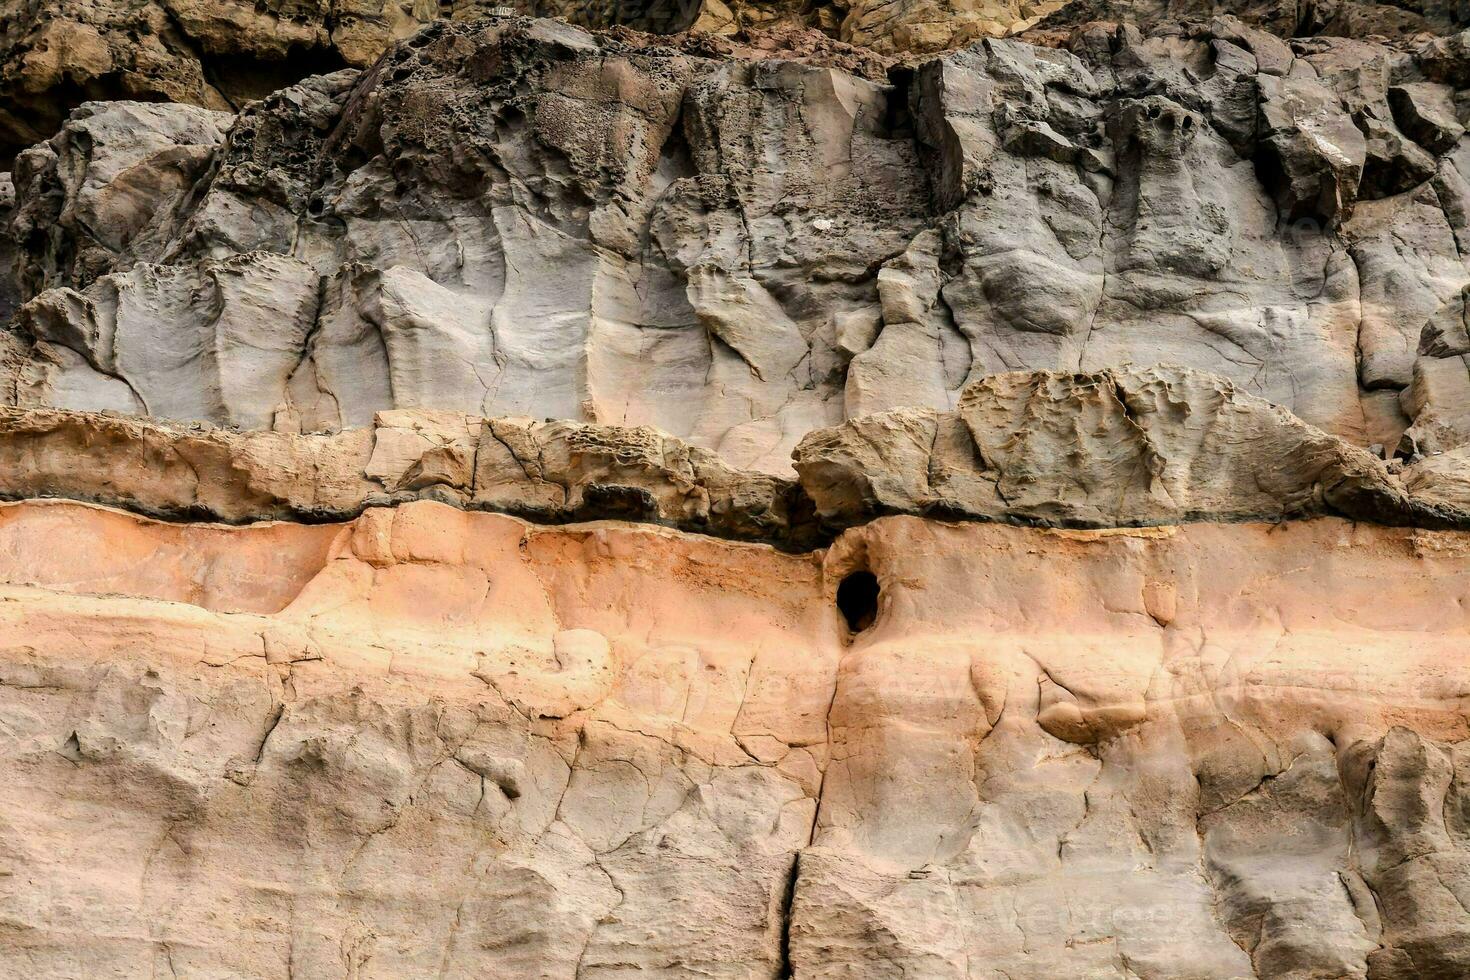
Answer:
7, 8, 1470, 977
0, 498, 1467, 977
8, 364, 1470, 547
12, 17, 1470, 472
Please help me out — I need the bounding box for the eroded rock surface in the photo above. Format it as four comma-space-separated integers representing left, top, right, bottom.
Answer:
8, 365, 1470, 544
0, 0, 1042, 166
0, 404, 816, 545
10, 17, 1470, 474
797, 364, 1470, 531
2, 499, 1469, 977
6, 8, 1470, 979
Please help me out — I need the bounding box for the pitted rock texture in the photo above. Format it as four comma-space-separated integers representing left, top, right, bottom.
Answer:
0, 0, 1047, 167
0, 171, 15, 322
0, 0, 480, 164
11, 17, 1470, 474
1, 499, 1469, 977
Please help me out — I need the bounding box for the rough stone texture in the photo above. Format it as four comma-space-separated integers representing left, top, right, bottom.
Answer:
0, 498, 832, 978
2, 499, 1470, 977
8, 365, 1470, 545
0, 404, 815, 544
9, 100, 233, 300
12, 17, 1470, 475
0, 170, 15, 322
1027, 0, 1470, 40
5, 0, 1462, 167
0, 0, 477, 164
797, 364, 1470, 531
0, 0, 1040, 166
7, 8, 1470, 978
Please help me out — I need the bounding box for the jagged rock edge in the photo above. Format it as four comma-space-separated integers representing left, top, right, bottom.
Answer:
7, 365, 1470, 549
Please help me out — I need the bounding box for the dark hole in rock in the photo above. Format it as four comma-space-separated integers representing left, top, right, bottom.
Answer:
530, 0, 703, 33
206, 45, 351, 107
837, 571, 880, 633
576, 483, 659, 522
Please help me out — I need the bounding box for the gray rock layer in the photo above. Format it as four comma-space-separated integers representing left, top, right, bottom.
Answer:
12, 18, 1470, 476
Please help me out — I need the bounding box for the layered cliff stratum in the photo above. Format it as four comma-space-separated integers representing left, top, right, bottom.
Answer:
10, 0, 1470, 976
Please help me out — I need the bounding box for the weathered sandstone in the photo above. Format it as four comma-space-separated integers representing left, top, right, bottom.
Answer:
7, 365, 1470, 546
5, 6, 1470, 977
0, 402, 816, 544
1, 498, 1468, 977
12, 17, 1470, 474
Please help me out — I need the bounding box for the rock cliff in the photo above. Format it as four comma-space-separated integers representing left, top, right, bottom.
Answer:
4, 500, 1470, 977
13, 15, 1470, 474
4, 4, 1470, 978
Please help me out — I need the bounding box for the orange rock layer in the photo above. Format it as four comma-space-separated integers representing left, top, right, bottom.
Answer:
1, 499, 1466, 976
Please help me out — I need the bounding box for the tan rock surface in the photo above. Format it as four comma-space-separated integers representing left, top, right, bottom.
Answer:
796, 364, 1470, 531
0, 404, 815, 544
8, 365, 1470, 546
0, 498, 1468, 976
7, 8, 1470, 978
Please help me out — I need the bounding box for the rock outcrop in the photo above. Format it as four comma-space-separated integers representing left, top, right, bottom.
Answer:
2, 499, 1470, 977
0, 403, 817, 544
0, 0, 1023, 165
6, 7, 1470, 979
8, 365, 1470, 545
797, 364, 1470, 531
11, 17, 1470, 474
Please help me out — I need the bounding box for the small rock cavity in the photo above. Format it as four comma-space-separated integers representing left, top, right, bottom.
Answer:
837, 570, 879, 633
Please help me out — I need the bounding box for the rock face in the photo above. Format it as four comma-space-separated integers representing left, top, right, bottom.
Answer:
6, 7, 1470, 979
4, 0, 1458, 167
12, 16, 1470, 473
1029, 0, 1470, 41
797, 364, 1470, 531
3, 499, 1470, 978
0, 0, 1027, 165
10, 364, 1470, 546
0, 404, 818, 545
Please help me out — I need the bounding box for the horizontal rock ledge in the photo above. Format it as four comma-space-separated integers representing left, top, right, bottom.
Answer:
5, 365, 1470, 547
